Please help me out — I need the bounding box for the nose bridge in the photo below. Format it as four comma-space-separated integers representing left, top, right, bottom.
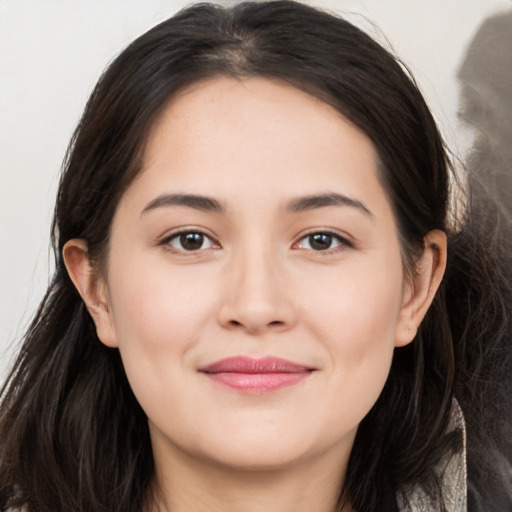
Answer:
218, 237, 295, 332
237, 241, 279, 302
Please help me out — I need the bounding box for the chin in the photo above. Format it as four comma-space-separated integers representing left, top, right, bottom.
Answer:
190, 424, 351, 474
204, 446, 312, 473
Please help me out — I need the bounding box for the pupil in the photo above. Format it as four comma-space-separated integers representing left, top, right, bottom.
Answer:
181, 232, 203, 250
310, 233, 332, 250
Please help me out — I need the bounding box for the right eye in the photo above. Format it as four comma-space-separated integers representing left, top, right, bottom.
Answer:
162, 230, 219, 252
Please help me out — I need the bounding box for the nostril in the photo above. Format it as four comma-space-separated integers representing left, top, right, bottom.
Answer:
226, 319, 285, 329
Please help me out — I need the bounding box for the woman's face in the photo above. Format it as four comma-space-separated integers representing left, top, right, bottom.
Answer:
84, 77, 423, 473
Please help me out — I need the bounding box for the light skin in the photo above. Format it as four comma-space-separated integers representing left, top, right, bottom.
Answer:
64, 77, 446, 512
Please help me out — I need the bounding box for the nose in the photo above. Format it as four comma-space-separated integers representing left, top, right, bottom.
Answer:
217, 246, 297, 334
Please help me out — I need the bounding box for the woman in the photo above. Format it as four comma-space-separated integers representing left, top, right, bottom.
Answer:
0, 2, 510, 511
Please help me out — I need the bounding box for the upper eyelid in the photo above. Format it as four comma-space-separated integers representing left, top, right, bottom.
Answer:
160, 227, 221, 247
158, 226, 354, 248
295, 228, 354, 245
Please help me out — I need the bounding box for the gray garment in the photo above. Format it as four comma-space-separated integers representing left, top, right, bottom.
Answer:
396, 402, 467, 512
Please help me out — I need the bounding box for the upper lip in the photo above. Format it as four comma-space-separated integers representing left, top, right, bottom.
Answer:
199, 356, 314, 374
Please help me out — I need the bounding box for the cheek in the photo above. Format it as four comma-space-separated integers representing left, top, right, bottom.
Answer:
303, 251, 404, 343
105, 258, 217, 403
108, 252, 217, 342
300, 254, 404, 405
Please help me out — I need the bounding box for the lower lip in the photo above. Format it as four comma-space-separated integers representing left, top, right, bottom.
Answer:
204, 371, 311, 393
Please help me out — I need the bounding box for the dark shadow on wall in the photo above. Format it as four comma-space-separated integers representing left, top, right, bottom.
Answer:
455, 10, 512, 512
458, 10, 512, 217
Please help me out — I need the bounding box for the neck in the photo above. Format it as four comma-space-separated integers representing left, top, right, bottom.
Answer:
149, 443, 353, 512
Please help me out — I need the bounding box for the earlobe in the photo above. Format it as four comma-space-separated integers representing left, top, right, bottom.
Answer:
62, 239, 118, 348
395, 230, 447, 347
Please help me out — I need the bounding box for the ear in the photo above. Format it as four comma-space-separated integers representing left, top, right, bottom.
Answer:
62, 239, 118, 348
395, 230, 447, 347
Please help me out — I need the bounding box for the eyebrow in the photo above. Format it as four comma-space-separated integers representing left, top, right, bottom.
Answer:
142, 193, 225, 214
141, 192, 372, 217
287, 193, 372, 216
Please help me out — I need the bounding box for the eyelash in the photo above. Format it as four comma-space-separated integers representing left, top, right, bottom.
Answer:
160, 229, 220, 253
159, 228, 353, 254
294, 230, 353, 254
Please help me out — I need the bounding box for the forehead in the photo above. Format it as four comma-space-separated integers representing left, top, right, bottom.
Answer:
111, 75, 398, 234
140, 77, 380, 193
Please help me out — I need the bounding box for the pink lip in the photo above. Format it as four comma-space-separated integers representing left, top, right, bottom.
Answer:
199, 356, 314, 393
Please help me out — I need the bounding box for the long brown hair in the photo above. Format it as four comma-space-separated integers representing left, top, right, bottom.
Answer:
1, 2, 510, 511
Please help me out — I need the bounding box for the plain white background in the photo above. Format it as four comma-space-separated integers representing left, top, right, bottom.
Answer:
0, 0, 509, 378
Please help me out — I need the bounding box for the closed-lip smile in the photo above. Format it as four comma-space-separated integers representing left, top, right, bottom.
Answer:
198, 356, 315, 393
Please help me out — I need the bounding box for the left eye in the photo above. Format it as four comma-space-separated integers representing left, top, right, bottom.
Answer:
164, 231, 217, 252
296, 232, 349, 251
